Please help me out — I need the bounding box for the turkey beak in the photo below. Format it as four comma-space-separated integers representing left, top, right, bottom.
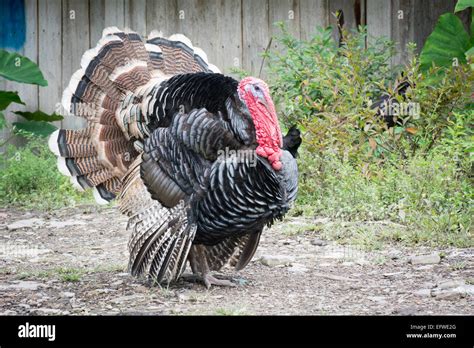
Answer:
258, 95, 269, 109
249, 85, 269, 110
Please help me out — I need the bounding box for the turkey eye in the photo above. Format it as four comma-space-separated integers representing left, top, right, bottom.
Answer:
254, 86, 260, 91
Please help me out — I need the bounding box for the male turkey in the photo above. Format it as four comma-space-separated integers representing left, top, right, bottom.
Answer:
49, 27, 300, 288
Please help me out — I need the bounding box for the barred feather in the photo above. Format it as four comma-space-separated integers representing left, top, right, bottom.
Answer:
120, 157, 196, 284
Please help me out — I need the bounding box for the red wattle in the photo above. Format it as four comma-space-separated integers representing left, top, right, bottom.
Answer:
238, 77, 284, 171
268, 151, 280, 163
272, 161, 282, 171
256, 146, 267, 157
264, 146, 274, 156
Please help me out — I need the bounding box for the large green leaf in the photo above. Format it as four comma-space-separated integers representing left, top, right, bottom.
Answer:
14, 110, 63, 122
0, 90, 25, 111
0, 50, 48, 86
454, 0, 474, 12
0, 111, 6, 129
13, 121, 57, 137
420, 13, 471, 71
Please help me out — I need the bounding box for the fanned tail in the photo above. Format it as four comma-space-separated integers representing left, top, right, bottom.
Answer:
49, 27, 153, 203
49, 26, 219, 204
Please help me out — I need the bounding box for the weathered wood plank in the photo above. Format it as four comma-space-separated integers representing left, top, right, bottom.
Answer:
125, 0, 147, 36
176, 0, 216, 64
104, 0, 126, 28
366, 0, 391, 44
38, 0, 62, 128
61, 0, 89, 129
268, 0, 300, 65
214, 0, 242, 75
17, 0, 39, 112
299, 0, 329, 41
328, 0, 359, 28
242, 0, 270, 76
176, 0, 242, 74
146, 0, 178, 37
89, 0, 105, 46
391, 0, 415, 66
90, 0, 126, 46
269, 0, 300, 39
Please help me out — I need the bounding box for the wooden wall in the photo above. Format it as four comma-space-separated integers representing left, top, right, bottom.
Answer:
0, 0, 469, 140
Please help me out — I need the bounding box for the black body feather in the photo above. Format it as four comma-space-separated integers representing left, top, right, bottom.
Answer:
141, 73, 298, 246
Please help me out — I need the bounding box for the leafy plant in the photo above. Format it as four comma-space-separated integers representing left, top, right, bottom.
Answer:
0, 49, 61, 140
419, 0, 474, 71
0, 91, 24, 131
266, 23, 473, 164
267, 22, 473, 248
265, 24, 397, 126
0, 90, 24, 110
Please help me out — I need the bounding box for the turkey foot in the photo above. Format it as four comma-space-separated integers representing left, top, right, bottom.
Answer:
203, 274, 236, 288
182, 273, 236, 288
187, 245, 237, 289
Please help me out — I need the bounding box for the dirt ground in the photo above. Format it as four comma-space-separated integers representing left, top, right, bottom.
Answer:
0, 205, 472, 315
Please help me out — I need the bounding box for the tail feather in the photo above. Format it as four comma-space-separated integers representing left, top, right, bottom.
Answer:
202, 231, 262, 271
49, 129, 97, 158
51, 26, 220, 208
57, 156, 104, 177
120, 157, 196, 284
146, 33, 220, 75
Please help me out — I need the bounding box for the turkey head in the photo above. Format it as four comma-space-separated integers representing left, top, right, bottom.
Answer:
238, 77, 283, 171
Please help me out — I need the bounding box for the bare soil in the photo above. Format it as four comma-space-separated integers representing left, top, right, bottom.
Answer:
0, 206, 472, 315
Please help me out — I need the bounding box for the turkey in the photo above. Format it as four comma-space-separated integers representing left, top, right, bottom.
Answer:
372, 78, 414, 128
49, 27, 300, 288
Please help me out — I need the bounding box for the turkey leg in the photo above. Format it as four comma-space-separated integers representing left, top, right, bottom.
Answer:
187, 245, 236, 289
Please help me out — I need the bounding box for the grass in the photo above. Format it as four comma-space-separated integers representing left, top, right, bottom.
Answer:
372, 254, 389, 266
0, 136, 93, 210
14, 267, 89, 282
294, 148, 473, 249
57, 267, 83, 282
17, 270, 52, 280
313, 220, 409, 251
